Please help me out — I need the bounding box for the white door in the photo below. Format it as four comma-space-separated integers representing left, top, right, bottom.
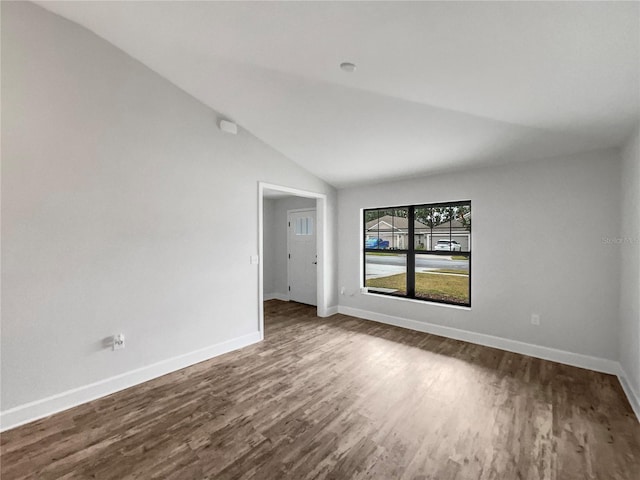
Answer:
288, 209, 317, 306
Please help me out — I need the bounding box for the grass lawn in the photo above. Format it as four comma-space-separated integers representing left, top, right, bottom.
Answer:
366, 272, 469, 304
429, 268, 469, 275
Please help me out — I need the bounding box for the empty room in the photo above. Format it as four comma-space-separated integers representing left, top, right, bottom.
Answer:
1, 1, 639, 479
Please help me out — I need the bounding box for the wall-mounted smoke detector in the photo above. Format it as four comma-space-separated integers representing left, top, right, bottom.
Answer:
218, 119, 238, 135
340, 62, 357, 73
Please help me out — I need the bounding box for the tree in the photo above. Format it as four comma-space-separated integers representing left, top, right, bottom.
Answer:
454, 205, 471, 232
364, 209, 407, 224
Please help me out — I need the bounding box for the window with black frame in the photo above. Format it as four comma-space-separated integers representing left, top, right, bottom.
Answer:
363, 201, 471, 306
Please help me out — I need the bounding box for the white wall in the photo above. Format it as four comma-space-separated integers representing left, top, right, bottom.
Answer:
338, 150, 622, 362
619, 125, 640, 410
263, 196, 316, 299
0, 2, 337, 427
262, 198, 277, 296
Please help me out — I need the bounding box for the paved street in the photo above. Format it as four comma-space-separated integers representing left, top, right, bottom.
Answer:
365, 253, 468, 279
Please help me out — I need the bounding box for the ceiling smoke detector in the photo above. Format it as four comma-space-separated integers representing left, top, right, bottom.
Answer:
340, 62, 357, 73
218, 119, 238, 135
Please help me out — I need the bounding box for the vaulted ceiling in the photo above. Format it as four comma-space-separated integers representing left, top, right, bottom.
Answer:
37, 1, 640, 188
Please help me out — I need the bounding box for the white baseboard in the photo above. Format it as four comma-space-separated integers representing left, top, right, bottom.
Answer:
0, 331, 262, 432
617, 367, 640, 423
319, 305, 339, 317
264, 292, 290, 302
337, 306, 620, 374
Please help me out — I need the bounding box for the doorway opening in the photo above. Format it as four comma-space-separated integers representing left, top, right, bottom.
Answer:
258, 182, 329, 339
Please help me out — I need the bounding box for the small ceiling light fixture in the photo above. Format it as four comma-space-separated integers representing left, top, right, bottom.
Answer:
340, 62, 357, 73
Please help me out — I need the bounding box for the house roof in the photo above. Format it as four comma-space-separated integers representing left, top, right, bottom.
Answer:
366, 216, 421, 232
420, 218, 467, 232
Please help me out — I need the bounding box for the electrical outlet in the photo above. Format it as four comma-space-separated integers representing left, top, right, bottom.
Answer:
531, 314, 540, 326
113, 333, 125, 350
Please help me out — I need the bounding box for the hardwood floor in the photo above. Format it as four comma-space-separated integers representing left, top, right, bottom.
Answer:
2, 300, 639, 479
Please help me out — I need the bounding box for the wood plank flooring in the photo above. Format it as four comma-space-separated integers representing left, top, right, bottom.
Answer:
2, 300, 639, 479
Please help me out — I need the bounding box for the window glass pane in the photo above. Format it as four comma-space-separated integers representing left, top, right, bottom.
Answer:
415, 254, 469, 305
436, 207, 452, 250
365, 208, 408, 250
295, 217, 313, 236
364, 209, 382, 249
376, 209, 394, 250
389, 208, 408, 250
452, 204, 471, 252
414, 206, 450, 251
414, 206, 433, 251
365, 252, 407, 296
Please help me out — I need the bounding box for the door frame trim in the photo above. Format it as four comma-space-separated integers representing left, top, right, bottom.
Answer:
258, 182, 329, 340
287, 208, 317, 307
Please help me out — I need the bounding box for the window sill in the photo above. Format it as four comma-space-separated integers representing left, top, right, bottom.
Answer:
361, 289, 471, 311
